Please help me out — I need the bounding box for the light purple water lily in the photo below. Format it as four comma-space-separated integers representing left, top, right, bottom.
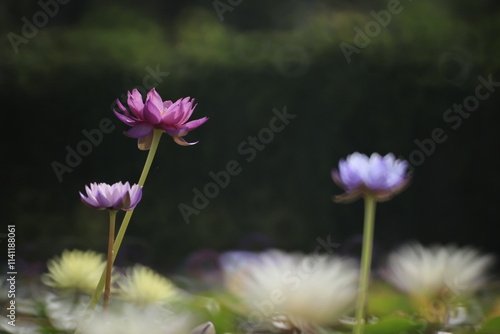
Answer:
80, 182, 143, 211
331, 152, 410, 202
114, 88, 208, 150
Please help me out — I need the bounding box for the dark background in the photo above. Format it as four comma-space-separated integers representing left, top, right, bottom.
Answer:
2, 0, 500, 276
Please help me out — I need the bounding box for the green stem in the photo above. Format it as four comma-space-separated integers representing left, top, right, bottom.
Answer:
103, 210, 116, 309
353, 195, 377, 334
85, 129, 163, 311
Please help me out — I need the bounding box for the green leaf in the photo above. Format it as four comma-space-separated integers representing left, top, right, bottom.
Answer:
477, 316, 500, 334
363, 316, 426, 334
368, 282, 413, 316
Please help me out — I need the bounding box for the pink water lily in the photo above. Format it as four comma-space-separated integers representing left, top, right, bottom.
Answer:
114, 88, 208, 150
80, 182, 143, 211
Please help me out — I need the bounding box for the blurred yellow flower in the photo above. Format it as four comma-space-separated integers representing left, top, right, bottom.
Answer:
116, 265, 179, 306
41, 249, 106, 295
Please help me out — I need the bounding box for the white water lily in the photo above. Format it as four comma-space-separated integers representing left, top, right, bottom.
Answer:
44, 293, 90, 331
0, 319, 39, 334
382, 243, 494, 298
81, 305, 195, 334
0, 292, 39, 334
221, 249, 358, 331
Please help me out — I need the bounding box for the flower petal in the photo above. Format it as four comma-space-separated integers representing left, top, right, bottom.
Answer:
95, 190, 112, 208
125, 123, 154, 138
114, 192, 130, 210
127, 89, 144, 116
332, 191, 363, 203
125, 185, 143, 210
114, 110, 137, 126
331, 169, 346, 189
365, 156, 388, 189
178, 97, 197, 124
160, 125, 188, 137
80, 192, 100, 208
144, 99, 162, 124
338, 160, 362, 189
138, 132, 154, 150
174, 136, 198, 146
184, 117, 209, 131
146, 88, 164, 113
161, 101, 183, 124
116, 99, 129, 115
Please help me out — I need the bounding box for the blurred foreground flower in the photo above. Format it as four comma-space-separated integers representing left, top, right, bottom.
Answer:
382, 243, 494, 323
332, 152, 410, 203
0, 295, 39, 334
44, 293, 90, 331
114, 88, 208, 149
80, 305, 197, 334
382, 243, 494, 299
116, 265, 180, 307
79, 181, 142, 211
41, 249, 106, 295
191, 322, 216, 334
222, 250, 358, 331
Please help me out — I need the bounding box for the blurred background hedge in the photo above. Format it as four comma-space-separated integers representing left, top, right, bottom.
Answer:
2, 0, 500, 274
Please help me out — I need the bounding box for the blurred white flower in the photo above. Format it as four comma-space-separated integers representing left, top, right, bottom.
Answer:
0, 296, 39, 334
80, 305, 195, 334
0, 318, 39, 334
115, 265, 180, 306
44, 293, 90, 331
190, 321, 216, 334
382, 243, 494, 298
221, 249, 358, 331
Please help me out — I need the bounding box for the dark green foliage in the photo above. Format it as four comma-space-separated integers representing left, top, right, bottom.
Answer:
2, 0, 500, 270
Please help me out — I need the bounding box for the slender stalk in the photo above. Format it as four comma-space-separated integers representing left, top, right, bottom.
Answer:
103, 210, 117, 309
113, 129, 162, 260
353, 195, 377, 334
85, 129, 163, 310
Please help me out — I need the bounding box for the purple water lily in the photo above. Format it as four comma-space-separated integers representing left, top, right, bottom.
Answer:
331, 152, 410, 202
114, 88, 208, 150
80, 182, 143, 211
